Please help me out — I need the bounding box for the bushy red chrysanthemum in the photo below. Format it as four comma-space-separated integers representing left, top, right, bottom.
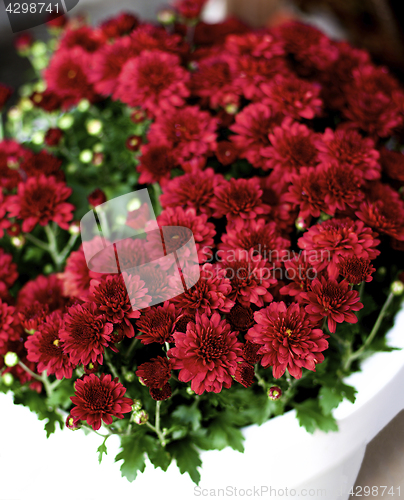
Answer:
234, 361, 255, 388
88, 188, 106, 208
245, 302, 329, 378
160, 168, 224, 217
298, 218, 380, 270
284, 167, 327, 219
261, 74, 322, 120
59, 26, 106, 53
171, 263, 234, 315
227, 304, 255, 332
315, 128, 381, 181
355, 183, 404, 240
337, 256, 376, 285
136, 302, 178, 345
147, 206, 215, 265
90, 237, 148, 275
130, 25, 188, 57
0, 249, 18, 288
70, 373, 133, 430
44, 47, 97, 109
218, 249, 276, 308
0, 139, 31, 190
263, 118, 320, 180
115, 50, 190, 115
90, 274, 140, 338
242, 340, 262, 364
136, 356, 172, 388
211, 178, 270, 222
17, 274, 66, 312
216, 141, 238, 166
59, 246, 101, 299
20, 150, 64, 181
30, 89, 63, 112
301, 277, 363, 333
342, 64, 404, 138
0, 83, 12, 110
18, 301, 49, 333
90, 36, 134, 96
136, 143, 177, 186
120, 272, 152, 314
7, 175, 74, 232
44, 128, 63, 147
0, 300, 16, 350
318, 162, 364, 213
230, 103, 281, 170
25, 311, 76, 380
279, 253, 327, 300
150, 384, 172, 401
225, 32, 284, 59
147, 106, 217, 163
219, 218, 290, 264
60, 302, 113, 366
100, 12, 139, 39
168, 312, 243, 394
380, 148, 404, 182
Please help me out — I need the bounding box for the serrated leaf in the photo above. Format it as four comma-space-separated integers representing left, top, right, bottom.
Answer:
166, 438, 201, 484
97, 441, 108, 464
172, 403, 202, 432
193, 415, 245, 453
294, 399, 339, 434
319, 386, 344, 414
147, 444, 171, 472
115, 434, 148, 482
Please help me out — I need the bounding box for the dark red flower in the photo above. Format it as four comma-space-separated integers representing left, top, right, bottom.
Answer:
8, 175, 74, 232
59, 246, 101, 300
242, 341, 262, 364
18, 301, 49, 333
0, 84, 12, 110
17, 274, 66, 313
150, 384, 172, 401
168, 312, 243, 394
70, 373, 133, 430
337, 256, 376, 285
0, 300, 16, 350
45, 128, 63, 147
126, 135, 142, 152
20, 151, 64, 181
136, 302, 178, 345
25, 311, 76, 380
380, 148, 404, 182
301, 277, 363, 333
234, 362, 255, 388
137, 143, 177, 186
0, 139, 31, 190
0, 249, 18, 289
175, 0, 207, 19
59, 26, 106, 53
14, 33, 34, 52
88, 188, 106, 208
136, 356, 172, 388
227, 304, 255, 332
246, 302, 329, 378
30, 89, 63, 112
216, 141, 238, 166
284, 167, 328, 219
60, 302, 113, 366
100, 12, 139, 39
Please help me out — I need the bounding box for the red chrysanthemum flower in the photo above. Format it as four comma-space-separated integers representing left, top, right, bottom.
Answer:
226, 304, 255, 332
0, 300, 16, 350
245, 302, 329, 379
261, 74, 322, 120
380, 148, 404, 182
0, 139, 31, 190
175, 0, 207, 19
216, 141, 238, 166
301, 277, 363, 333
150, 384, 172, 401
230, 103, 281, 170
146, 206, 216, 266
59, 246, 101, 299
7, 175, 74, 232
100, 12, 139, 39
130, 25, 188, 57
44, 47, 97, 109
147, 106, 217, 163
342, 64, 404, 138
218, 249, 276, 308
90, 274, 141, 338
90, 36, 134, 96
137, 143, 177, 186
70, 373, 133, 430
44, 128, 63, 147
115, 50, 190, 115
18, 301, 49, 333
20, 150, 64, 181
211, 178, 270, 222
315, 128, 381, 181
90, 238, 148, 275
171, 263, 235, 315
337, 256, 376, 285
17, 274, 66, 312
136, 356, 172, 388
0, 248, 18, 288
242, 340, 262, 364
59, 26, 106, 53
219, 218, 290, 264
160, 168, 224, 217
279, 253, 327, 300
60, 302, 113, 366
298, 218, 380, 270
25, 311, 76, 380
88, 188, 106, 208
284, 167, 328, 219
136, 302, 179, 345
234, 361, 255, 388
168, 312, 243, 394
355, 183, 404, 241
225, 32, 284, 59
263, 118, 320, 180
30, 89, 63, 112
0, 83, 12, 110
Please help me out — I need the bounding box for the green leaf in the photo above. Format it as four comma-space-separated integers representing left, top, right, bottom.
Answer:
172, 403, 202, 432
47, 379, 75, 410
193, 415, 245, 453
166, 438, 202, 484
294, 399, 339, 434
147, 444, 172, 472
319, 386, 344, 414
97, 441, 108, 464
115, 434, 149, 482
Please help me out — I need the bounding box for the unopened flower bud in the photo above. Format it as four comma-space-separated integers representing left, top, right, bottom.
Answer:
86, 119, 103, 135
80, 150, 93, 164
1, 373, 14, 386
92, 152, 104, 166
88, 188, 106, 208
4, 352, 19, 367
84, 362, 99, 375
20, 97, 34, 112
69, 221, 80, 235
31, 41, 47, 57
132, 410, 148, 425
130, 109, 147, 124
11, 235, 25, 248
9, 107, 22, 121
126, 135, 142, 151
77, 99, 90, 112
295, 217, 307, 231
186, 387, 195, 395
43, 264, 53, 274
124, 372, 135, 382
58, 115, 74, 130
132, 400, 142, 412
32, 131, 45, 145
224, 102, 238, 115
391, 280, 404, 296
66, 415, 81, 430
157, 7, 176, 24
268, 386, 282, 400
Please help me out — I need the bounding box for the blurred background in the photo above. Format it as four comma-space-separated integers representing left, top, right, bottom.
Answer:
1, 0, 404, 492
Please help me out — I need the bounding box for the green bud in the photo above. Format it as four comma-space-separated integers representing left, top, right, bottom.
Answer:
79, 150, 93, 164
391, 280, 404, 296
20, 97, 34, 111
86, 119, 103, 136
66, 163, 78, 174
186, 387, 195, 396
31, 41, 47, 57
77, 99, 90, 112
43, 264, 53, 274
32, 131, 45, 145
4, 352, 19, 367
124, 372, 135, 382
268, 386, 282, 400
69, 221, 80, 235
11, 235, 25, 248
93, 142, 104, 153
58, 115, 74, 130
8, 107, 22, 121
132, 410, 148, 425
131, 400, 142, 412
2, 373, 14, 386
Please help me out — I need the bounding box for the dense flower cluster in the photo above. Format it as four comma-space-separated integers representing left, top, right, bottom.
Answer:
1, 1, 404, 445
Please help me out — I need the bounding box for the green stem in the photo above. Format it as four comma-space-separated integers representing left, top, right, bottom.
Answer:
145, 401, 166, 446
25, 233, 50, 252
18, 362, 53, 396
44, 224, 61, 269
0, 113, 4, 141
58, 232, 79, 263
344, 291, 394, 371
104, 350, 120, 380
254, 369, 267, 389
125, 338, 139, 359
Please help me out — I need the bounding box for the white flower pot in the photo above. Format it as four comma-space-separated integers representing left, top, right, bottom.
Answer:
1, 306, 403, 500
